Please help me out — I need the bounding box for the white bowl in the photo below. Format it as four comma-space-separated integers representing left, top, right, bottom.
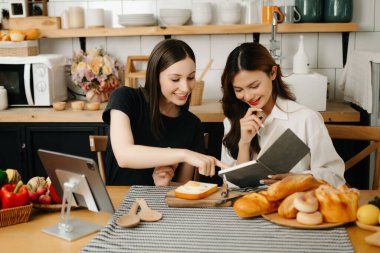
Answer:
160, 9, 191, 26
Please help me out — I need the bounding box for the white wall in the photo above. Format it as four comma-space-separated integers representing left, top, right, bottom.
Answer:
1, 0, 379, 101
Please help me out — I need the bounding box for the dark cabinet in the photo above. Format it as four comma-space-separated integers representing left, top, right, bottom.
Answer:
0, 125, 26, 177
0, 123, 106, 181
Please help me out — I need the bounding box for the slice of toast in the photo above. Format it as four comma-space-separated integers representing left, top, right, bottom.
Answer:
174, 181, 218, 200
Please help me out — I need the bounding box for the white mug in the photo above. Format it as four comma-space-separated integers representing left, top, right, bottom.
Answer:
279, 5, 301, 23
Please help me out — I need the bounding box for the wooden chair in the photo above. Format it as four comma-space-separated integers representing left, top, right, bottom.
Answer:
89, 133, 209, 184
326, 124, 380, 190
89, 135, 108, 184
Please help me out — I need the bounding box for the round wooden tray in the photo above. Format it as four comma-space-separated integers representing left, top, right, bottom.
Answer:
262, 213, 346, 229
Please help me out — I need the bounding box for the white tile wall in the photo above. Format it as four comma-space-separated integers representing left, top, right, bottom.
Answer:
4, 0, 379, 101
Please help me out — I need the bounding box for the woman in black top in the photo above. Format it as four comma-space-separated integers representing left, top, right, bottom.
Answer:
103, 39, 226, 186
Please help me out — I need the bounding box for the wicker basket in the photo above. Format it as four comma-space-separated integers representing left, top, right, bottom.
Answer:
0, 204, 32, 227
190, 81, 204, 106
0, 41, 39, 57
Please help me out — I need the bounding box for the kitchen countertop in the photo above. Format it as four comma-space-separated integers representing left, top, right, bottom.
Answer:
0, 100, 360, 123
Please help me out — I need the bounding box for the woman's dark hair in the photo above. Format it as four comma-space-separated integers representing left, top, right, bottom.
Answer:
144, 39, 196, 140
221, 42, 295, 159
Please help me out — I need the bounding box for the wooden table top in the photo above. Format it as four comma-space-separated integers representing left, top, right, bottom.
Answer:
0, 186, 378, 253
0, 100, 359, 123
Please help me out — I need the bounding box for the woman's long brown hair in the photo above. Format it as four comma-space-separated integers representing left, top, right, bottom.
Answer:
221, 42, 295, 159
144, 39, 196, 140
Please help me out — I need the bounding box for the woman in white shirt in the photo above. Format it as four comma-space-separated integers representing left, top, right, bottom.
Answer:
220, 42, 345, 187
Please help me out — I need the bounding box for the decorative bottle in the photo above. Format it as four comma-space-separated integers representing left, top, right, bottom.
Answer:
293, 35, 309, 74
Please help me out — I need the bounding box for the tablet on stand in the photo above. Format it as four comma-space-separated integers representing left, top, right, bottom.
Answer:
38, 149, 114, 242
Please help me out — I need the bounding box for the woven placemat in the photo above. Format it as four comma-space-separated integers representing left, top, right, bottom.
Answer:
81, 186, 354, 253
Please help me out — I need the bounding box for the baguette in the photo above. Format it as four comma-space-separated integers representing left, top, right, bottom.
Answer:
266, 174, 319, 201
233, 191, 280, 218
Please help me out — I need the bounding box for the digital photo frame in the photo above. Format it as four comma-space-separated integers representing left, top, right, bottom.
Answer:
38, 149, 115, 241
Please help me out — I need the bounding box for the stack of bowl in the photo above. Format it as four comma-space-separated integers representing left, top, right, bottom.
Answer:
191, 2, 213, 25
159, 9, 191, 26
220, 2, 241, 24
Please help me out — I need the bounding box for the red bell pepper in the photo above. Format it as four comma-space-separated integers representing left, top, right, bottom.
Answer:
1, 180, 29, 209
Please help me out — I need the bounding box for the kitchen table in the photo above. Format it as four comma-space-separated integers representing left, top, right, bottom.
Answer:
0, 186, 378, 253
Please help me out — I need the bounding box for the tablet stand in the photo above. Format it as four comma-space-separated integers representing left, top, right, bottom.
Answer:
42, 181, 102, 241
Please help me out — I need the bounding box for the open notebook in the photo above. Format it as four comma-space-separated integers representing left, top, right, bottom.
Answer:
218, 128, 310, 188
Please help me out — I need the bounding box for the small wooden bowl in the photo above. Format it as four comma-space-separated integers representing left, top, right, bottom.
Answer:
71, 101, 85, 110
52, 101, 66, 111
86, 102, 101, 111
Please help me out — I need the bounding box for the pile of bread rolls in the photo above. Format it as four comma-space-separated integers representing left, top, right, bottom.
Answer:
233, 174, 360, 225
0, 29, 40, 42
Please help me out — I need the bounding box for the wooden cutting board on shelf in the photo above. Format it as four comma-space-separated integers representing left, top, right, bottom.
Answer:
9, 17, 61, 30
165, 189, 244, 208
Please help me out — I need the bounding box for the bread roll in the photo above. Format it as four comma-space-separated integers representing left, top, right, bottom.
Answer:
315, 184, 359, 223
25, 28, 40, 40
233, 191, 280, 218
267, 174, 319, 201
10, 30, 25, 42
278, 192, 304, 219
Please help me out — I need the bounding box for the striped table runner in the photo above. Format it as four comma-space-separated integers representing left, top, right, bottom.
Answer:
81, 186, 354, 253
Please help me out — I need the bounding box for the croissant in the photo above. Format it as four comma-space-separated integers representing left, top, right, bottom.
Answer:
233, 191, 280, 218
267, 174, 320, 201
315, 184, 360, 223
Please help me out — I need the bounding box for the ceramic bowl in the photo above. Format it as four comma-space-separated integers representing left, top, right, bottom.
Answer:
52, 101, 66, 111
86, 102, 101, 111
71, 101, 85, 110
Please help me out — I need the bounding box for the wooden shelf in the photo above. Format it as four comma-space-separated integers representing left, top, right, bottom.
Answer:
39, 23, 358, 38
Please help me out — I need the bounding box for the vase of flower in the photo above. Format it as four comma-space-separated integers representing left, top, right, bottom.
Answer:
70, 48, 124, 103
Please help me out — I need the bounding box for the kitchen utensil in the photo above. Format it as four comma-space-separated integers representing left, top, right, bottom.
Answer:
221, 175, 229, 197
244, 0, 261, 24
220, 2, 241, 24
197, 59, 213, 82
324, 0, 353, 23
116, 201, 140, 228
295, 0, 323, 22
136, 198, 162, 222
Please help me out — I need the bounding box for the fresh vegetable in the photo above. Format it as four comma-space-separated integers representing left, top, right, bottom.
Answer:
0, 180, 29, 209
369, 196, 380, 209
0, 169, 8, 187
28, 191, 39, 203
5, 168, 22, 184
26, 176, 47, 192
39, 194, 52, 204
49, 183, 62, 204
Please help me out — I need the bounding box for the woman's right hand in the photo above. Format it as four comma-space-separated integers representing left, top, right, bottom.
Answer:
183, 150, 228, 177
239, 107, 265, 145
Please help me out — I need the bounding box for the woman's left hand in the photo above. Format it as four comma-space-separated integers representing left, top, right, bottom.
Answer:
260, 173, 296, 185
153, 164, 178, 186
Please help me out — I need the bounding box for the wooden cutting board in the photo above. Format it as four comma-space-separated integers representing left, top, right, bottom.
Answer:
165, 189, 243, 207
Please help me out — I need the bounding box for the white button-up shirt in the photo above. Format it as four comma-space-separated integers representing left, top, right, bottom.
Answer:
221, 97, 346, 187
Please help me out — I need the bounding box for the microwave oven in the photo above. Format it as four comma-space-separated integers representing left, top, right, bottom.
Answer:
0, 54, 67, 106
